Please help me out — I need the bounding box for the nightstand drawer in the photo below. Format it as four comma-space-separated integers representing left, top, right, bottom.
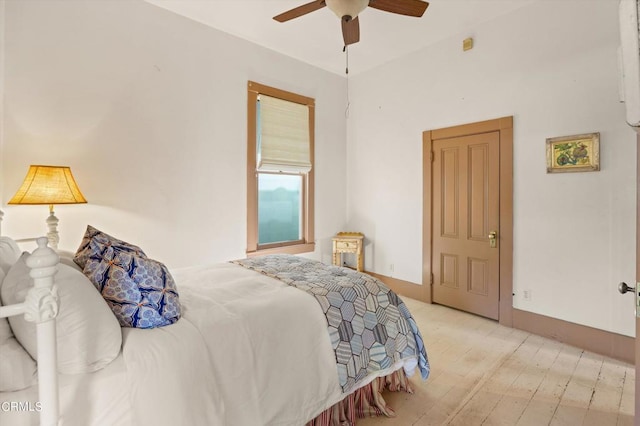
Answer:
336, 241, 357, 250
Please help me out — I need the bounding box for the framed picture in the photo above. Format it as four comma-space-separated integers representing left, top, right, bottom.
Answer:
546, 132, 600, 173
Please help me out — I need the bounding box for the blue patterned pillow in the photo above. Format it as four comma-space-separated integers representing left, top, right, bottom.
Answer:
82, 239, 181, 329
74, 225, 147, 270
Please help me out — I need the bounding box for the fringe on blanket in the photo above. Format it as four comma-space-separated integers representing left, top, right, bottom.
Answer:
305, 369, 413, 426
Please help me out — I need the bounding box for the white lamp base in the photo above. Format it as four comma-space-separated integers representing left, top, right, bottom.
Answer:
46, 206, 59, 250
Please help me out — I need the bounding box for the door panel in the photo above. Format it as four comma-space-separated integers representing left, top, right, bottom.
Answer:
441, 147, 460, 238
441, 254, 459, 287
432, 131, 500, 320
468, 258, 489, 296
469, 144, 489, 241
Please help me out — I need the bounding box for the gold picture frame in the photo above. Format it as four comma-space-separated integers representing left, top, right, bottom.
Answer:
546, 132, 600, 173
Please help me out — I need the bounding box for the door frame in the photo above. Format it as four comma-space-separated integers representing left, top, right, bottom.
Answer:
423, 116, 514, 327
634, 132, 639, 423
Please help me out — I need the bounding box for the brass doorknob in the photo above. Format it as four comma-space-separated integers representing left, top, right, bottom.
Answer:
488, 231, 497, 248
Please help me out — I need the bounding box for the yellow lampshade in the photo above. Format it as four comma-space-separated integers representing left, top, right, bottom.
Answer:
8, 165, 87, 206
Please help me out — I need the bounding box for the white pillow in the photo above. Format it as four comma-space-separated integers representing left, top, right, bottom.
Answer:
2, 253, 123, 374
0, 267, 37, 391
58, 250, 83, 273
0, 236, 21, 274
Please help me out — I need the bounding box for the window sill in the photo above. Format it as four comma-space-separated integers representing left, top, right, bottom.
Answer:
246, 242, 315, 257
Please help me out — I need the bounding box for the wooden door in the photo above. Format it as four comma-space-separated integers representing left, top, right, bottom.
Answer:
432, 131, 500, 320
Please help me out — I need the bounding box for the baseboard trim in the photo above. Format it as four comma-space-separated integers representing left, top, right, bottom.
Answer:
513, 308, 633, 364
367, 270, 633, 365
366, 271, 427, 303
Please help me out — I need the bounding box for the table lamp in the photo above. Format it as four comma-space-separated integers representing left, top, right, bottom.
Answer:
8, 165, 87, 249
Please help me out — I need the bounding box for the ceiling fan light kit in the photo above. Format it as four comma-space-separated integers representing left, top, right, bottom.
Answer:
274, 0, 429, 46
326, 0, 369, 19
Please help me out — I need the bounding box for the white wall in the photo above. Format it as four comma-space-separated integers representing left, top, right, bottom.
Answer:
1, 0, 347, 267
347, 0, 637, 336
0, 0, 5, 213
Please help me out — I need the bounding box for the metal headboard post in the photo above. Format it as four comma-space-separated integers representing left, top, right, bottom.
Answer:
25, 238, 60, 426
0, 231, 61, 425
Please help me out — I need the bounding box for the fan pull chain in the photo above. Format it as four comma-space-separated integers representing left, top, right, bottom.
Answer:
344, 45, 350, 119
344, 45, 349, 75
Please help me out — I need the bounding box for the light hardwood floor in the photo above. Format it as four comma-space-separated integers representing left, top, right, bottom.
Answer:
358, 297, 634, 426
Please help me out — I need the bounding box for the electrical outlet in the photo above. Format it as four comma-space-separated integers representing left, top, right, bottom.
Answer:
523, 290, 531, 301
389, 263, 394, 273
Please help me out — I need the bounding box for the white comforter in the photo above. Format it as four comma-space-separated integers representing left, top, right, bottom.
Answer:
1, 262, 418, 426
169, 262, 344, 425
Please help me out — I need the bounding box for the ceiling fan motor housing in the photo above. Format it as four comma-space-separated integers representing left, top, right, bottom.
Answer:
326, 0, 369, 19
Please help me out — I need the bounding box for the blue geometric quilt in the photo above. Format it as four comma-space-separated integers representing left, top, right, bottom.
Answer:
232, 255, 430, 393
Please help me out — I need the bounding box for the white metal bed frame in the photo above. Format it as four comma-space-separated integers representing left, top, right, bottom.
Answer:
0, 209, 61, 426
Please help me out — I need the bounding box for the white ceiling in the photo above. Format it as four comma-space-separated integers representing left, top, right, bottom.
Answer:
145, 0, 535, 76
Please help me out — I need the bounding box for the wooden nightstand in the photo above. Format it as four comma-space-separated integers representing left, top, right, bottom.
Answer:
332, 232, 364, 272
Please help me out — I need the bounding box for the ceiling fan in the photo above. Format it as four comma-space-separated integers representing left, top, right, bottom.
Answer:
273, 0, 430, 46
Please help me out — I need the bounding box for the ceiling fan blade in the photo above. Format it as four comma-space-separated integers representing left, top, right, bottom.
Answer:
368, 0, 429, 17
273, 1, 326, 22
342, 16, 360, 45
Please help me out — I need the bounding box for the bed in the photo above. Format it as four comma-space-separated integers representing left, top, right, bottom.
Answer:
0, 223, 430, 426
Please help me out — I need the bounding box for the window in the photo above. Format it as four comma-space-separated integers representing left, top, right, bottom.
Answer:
258, 173, 303, 245
246, 81, 315, 255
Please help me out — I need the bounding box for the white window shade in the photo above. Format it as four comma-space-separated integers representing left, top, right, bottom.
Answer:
258, 94, 312, 173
